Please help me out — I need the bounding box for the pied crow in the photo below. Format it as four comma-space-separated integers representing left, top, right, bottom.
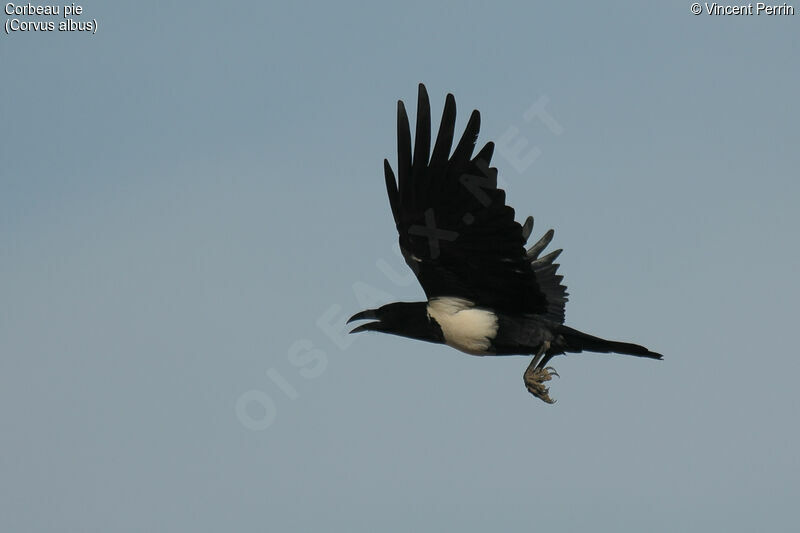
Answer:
348, 84, 662, 403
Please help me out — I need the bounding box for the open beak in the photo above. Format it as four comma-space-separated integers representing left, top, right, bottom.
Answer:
347, 309, 378, 323
347, 309, 381, 334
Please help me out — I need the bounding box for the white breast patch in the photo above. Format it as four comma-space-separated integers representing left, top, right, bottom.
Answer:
427, 297, 498, 355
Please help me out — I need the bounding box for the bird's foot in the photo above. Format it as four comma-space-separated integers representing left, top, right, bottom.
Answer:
524, 366, 560, 404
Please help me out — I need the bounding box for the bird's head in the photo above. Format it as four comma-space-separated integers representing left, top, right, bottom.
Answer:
347, 302, 443, 342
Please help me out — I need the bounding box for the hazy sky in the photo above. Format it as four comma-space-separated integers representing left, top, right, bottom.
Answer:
2, 2, 798, 531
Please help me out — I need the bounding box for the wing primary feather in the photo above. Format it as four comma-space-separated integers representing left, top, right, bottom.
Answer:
452, 110, 481, 163
521, 216, 534, 242
474, 141, 495, 164
430, 94, 457, 172
383, 159, 400, 227
397, 100, 412, 207
412, 84, 431, 178
532, 248, 563, 268
526, 229, 555, 259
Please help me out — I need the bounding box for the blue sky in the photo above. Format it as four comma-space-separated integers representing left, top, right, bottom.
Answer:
2, 1, 798, 531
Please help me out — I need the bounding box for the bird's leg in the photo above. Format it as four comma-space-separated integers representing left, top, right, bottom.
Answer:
524, 341, 559, 404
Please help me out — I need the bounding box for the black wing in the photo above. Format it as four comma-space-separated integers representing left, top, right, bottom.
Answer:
383, 84, 569, 321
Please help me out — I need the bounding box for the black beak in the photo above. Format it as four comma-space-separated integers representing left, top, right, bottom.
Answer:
347, 309, 381, 334
347, 309, 378, 324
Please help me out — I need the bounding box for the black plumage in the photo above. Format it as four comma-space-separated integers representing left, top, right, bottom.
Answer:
350, 84, 661, 403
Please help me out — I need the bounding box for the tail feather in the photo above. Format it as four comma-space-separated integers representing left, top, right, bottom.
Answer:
559, 325, 662, 360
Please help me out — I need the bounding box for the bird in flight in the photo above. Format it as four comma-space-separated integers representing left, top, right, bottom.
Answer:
348, 84, 662, 403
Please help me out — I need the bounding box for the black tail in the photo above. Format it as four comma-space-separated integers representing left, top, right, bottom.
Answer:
558, 325, 662, 360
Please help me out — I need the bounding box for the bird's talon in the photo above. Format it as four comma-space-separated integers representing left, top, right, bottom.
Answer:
545, 366, 560, 378
524, 366, 559, 404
